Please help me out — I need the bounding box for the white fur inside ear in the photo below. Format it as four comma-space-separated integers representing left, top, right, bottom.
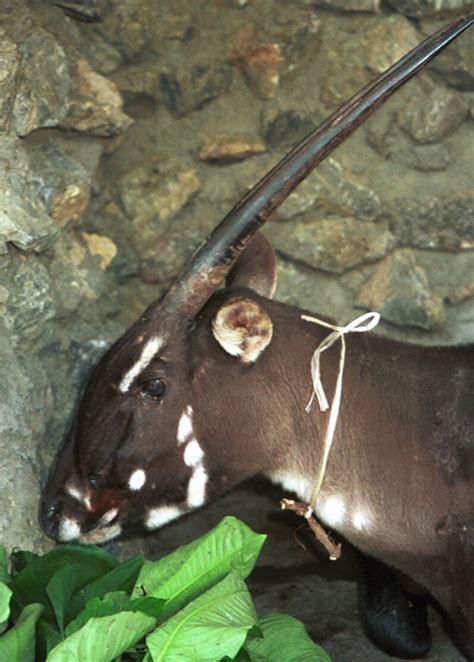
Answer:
212, 297, 273, 363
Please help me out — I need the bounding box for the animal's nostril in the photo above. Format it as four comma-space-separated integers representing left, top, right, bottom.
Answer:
40, 499, 62, 539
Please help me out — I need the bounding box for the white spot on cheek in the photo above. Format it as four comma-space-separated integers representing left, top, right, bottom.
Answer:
352, 510, 372, 532
187, 465, 208, 508
80, 524, 122, 545
184, 439, 204, 468
146, 505, 182, 530
97, 508, 119, 527
177, 406, 193, 445
58, 517, 81, 542
119, 336, 164, 393
129, 469, 146, 491
317, 495, 346, 528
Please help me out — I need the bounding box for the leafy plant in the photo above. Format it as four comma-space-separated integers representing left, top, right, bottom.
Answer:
0, 516, 330, 661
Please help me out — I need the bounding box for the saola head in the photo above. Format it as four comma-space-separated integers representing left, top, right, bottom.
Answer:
39, 16, 473, 545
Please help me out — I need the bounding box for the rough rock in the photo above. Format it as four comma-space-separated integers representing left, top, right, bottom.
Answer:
28, 141, 92, 227
0, 258, 56, 344
0, 137, 59, 254
270, 216, 395, 273
12, 28, 71, 136
387, 191, 474, 251
320, 15, 419, 106
111, 62, 161, 103
61, 59, 133, 137
80, 231, 117, 271
230, 25, 284, 100
160, 57, 233, 117
116, 158, 202, 229
361, 15, 420, 74
261, 104, 317, 147
278, 158, 381, 222
197, 135, 266, 162
310, 0, 380, 10
355, 250, 445, 329
423, 20, 474, 90
366, 112, 452, 171
397, 86, 468, 143
385, 0, 474, 17
0, 40, 19, 132
95, 2, 159, 59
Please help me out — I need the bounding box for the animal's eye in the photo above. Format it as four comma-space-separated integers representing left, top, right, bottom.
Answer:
141, 378, 166, 400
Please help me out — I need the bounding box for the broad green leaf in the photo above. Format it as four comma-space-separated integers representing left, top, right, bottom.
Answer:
123, 596, 165, 620
245, 614, 331, 662
10, 545, 117, 622
65, 592, 129, 637
147, 572, 257, 662
10, 550, 39, 577
46, 562, 106, 633
47, 611, 157, 662
136, 516, 265, 618
0, 546, 9, 585
0, 603, 43, 662
66, 554, 144, 621
37, 620, 62, 657
0, 582, 12, 627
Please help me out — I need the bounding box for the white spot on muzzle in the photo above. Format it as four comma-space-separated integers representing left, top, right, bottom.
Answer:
317, 495, 346, 528
183, 439, 204, 468
66, 484, 92, 511
146, 505, 182, 530
128, 469, 146, 491
177, 405, 193, 445
58, 517, 81, 542
187, 465, 208, 508
119, 336, 164, 393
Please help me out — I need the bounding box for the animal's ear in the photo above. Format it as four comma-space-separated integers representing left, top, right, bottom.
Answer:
226, 232, 277, 299
212, 296, 273, 363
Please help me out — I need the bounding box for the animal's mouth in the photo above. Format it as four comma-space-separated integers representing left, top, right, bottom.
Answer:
58, 506, 122, 545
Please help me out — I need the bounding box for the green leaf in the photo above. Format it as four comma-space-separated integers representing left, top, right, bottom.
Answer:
135, 516, 265, 619
0, 546, 10, 585
244, 614, 331, 662
66, 554, 144, 621
122, 596, 165, 620
37, 620, 62, 657
10, 550, 39, 577
47, 611, 157, 662
46, 564, 93, 633
0, 582, 12, 628
0, 603, 43, 662
10, 545, 117, 623
65, 592, 129, 637
146, 572, 257, 662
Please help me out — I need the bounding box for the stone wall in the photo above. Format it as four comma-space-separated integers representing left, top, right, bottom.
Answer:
0, 0, 472, 559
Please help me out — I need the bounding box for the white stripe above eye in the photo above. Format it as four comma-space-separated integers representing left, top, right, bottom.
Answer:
119, 336, 164, 393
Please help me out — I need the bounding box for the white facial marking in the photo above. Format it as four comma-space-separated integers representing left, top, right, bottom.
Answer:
187, 465, 208, 508
58, 517, 81, 542
146, 505, 182, 530
97, 508, 119, 527
66, 485, 83, 502
317, 495, 346, 528
128, 469, 146, 491
119, 336, 164, 393
177, 405, 194, 445
266, 471, 311, 502
352, 509, 372, 532
66, 485, 92, 511
184, 439, 204, 468
80, 524, 122, 545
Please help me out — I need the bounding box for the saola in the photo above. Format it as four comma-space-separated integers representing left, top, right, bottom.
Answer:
40, 16, 474, 659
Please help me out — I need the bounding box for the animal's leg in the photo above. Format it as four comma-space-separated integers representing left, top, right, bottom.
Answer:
358, 553, 432, 659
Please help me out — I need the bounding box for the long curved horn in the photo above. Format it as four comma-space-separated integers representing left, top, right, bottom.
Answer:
159, 14, 473, 318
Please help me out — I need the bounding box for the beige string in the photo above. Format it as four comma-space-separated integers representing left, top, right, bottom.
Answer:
302, 311, 380, 509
